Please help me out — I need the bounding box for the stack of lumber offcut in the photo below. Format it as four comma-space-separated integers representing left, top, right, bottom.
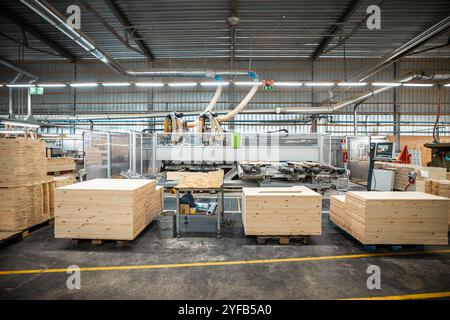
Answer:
47, 157, 77, 187
55, 179, 163, 241
167, 170, 224, 189
0, 138, 55, 231
330, 191, 448, 245
423, 179, 450, 229
242, 186, 322, 236
47, 157, 76, 173
375, 162, 447, 192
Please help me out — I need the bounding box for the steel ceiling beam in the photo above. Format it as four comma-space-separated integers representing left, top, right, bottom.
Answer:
0, 5, 75, 62
311, 0, 363, 60
103, 0, 154, 60
229, 0, 238, 68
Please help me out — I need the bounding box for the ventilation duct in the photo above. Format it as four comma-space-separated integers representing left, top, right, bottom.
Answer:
276, 72, 450, 115
20, 0, 258, 81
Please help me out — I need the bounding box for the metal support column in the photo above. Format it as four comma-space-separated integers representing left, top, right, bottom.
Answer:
107, 131, 112, 178
140, 133, 143, 175
175, 190, 180, 238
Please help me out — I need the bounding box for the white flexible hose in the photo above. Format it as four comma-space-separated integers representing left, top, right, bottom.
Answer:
205, 86, 223, 113
187, 86, 223, 129
217, 85, 259, 123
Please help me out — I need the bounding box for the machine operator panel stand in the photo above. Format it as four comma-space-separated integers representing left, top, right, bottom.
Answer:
367, 142, 394, 191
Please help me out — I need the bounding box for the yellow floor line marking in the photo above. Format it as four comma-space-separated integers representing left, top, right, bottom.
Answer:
0, 249, 449, 276
341, 291, 450, 300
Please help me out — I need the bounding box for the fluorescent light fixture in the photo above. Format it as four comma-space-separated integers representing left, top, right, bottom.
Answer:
101, 82, 131, 87
444, 84, 450, 87
64, 134, 82, 139
0, 130, 26, 134
304, 82, 335, 87
402, 83, 434, 87
37, 83, 66, 87
40, 133, 62, 138
168, 82, 198, 87
200, 81, 229, 87
234, 81, 262, 86
337, 82, 367, 86
134, 82, 164, 87
0, 85, 3, 87
6, 84, 35, 88
274, 81, 303, 87
2, 120, 40, 128
70, 82, 98, 87
371, 82, 401, 87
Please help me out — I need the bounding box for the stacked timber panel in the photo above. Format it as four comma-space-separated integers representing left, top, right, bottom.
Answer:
47, 157, 76, 173
242, 186, 322, 236
329, 195, 348, 233
375, 162, 447, 191
55, 179, 162, 241
330, 191, 448, 245
0, 138, 54, 231
423, 179, 450, 229
47, 157, 77, 188
0, 138, 47, 187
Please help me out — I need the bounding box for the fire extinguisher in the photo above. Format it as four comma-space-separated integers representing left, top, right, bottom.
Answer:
342, 139, 348, 163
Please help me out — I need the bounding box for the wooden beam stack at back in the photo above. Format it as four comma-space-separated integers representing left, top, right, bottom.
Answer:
47, 157, 76, 173
0, 138, 54, 231
330, 191, 448, 245
242, 186, 322, 236
0, 138, 47, 187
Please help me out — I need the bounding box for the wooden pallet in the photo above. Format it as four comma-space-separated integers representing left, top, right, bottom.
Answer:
329, 219, 425, 252
0, 218, 54, 247
47, 169, 77, 176
254, 235, 312, 245
70, 239, 130, 247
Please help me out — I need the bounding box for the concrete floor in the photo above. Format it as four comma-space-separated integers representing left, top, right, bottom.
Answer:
0, 187, 449, 300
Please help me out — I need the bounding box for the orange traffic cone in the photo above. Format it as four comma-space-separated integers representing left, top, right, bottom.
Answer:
397, 145, 411, 164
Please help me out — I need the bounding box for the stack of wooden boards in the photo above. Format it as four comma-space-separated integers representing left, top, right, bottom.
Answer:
0, 138, 55, 231
375, 162, 447, 192
167, 170, 224, 189
330, 191, 448, 245
55, 179, 163, 241
47, 157, 77, 188
242, 186, 322, 236
423, 179, 450, 229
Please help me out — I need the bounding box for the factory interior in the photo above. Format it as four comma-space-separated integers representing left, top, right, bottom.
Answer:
0, 0, 450, 303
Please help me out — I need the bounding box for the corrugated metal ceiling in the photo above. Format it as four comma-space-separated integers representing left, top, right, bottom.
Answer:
0, 0, 449, 61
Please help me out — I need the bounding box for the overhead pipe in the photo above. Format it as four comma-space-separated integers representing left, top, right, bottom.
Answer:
317, 16, 450, 107
20, 0, 258, 81
0, 57, 39, 120
276, 72, 450, 115
353, 98, 368, 135
0, 57, 39, 82
345, 16, 450, 82
8, 73, 22, 118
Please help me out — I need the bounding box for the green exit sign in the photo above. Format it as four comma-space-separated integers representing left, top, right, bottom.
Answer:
29, 87, 44, 95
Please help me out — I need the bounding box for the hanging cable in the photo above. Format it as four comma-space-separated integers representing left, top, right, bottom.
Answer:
432, 85, 441, 143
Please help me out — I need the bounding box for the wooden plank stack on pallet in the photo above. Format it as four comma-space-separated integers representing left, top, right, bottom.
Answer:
55, 179, 163, 241
242, 186, 322, 236
0, 138, 55, 232
330, 191, 448, 245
